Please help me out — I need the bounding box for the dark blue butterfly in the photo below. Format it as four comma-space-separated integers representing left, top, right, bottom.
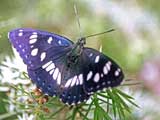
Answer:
8, 28, 124, 105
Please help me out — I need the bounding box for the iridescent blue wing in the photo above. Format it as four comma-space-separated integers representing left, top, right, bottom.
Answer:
8, 28, 73, 100
8, 28, 73, 69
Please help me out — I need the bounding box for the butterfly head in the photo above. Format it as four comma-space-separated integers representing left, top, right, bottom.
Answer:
77, 37, 86, 46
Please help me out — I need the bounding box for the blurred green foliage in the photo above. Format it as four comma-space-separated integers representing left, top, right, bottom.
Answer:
0, 0, 160, 120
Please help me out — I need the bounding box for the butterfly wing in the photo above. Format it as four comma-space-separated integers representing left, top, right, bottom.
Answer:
8, 28, 77, 101
8, 28, 73, 69
58, 55, 91, 105
82, 48, 124, 94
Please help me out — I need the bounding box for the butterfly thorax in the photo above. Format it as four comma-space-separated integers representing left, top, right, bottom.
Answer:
66, 37, 86, 67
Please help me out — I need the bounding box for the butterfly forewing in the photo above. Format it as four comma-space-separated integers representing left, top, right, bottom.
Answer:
58, 54, 91, 105
8, 28, 73, 69
82, 48, 124, 94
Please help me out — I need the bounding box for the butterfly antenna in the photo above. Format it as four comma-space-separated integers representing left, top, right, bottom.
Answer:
74, 0, 83, 38
84, 29, 115, 39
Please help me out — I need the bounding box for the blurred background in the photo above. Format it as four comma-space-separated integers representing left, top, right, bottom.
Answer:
0, 0, 160, 119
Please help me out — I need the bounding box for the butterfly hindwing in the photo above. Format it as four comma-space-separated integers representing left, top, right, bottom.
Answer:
58, 55, 91, 105
8, 28, 73, 69
27, 57, 66, 97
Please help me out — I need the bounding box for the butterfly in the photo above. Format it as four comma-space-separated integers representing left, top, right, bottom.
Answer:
8, 28, 124, 105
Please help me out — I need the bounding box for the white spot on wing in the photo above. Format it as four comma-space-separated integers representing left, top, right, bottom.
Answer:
101, 74, 104, 77
19, 45, 22, 48
29, 34, 37, 39
89, 53, 93, 57
95, 55, 100, 63
46, 63, 55, 72
32, 32, 37, 35
106, 61, 111, 71
94, 73, 100, 83
71, 76, 77, 87
87, 71, 93, 81
31, 48, 38, 56
29, 38, 37, 44
114, 68, 121, 76
65, 78, 72, 88
57, 73, 61, 85
22, 49, 25, 52
49, 69, 54, 75
78, 74, 83, 85
58, 40, 62, 45
19, 29, 23, 32
18, 32, 23, 36
103, 66, 108, 75
42, 61, 52, 69
76, 77, 79, 85
47, 37, 53, 44
107, 81, 111, 84
40, 52, 46, 61
115, 70, 119, 76
53, 68, 59, 80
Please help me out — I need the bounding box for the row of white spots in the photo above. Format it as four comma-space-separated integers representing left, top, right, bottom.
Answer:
88, 80, 112, 94
18, 29, 23, 36
29, 32, 47, 61
42, 61, 52, 68
115, 68, 121, 76
29, 32, 38, 44
85, 61, 112, 83
31, 49, 47, 61
95, 55, 100, 63
47, 36, 62, 45
103, 61, 112, 75
46, 62, 55, 72
42, 61, 61, 85
30, 32, 38, 56
65, 74, 83, 88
